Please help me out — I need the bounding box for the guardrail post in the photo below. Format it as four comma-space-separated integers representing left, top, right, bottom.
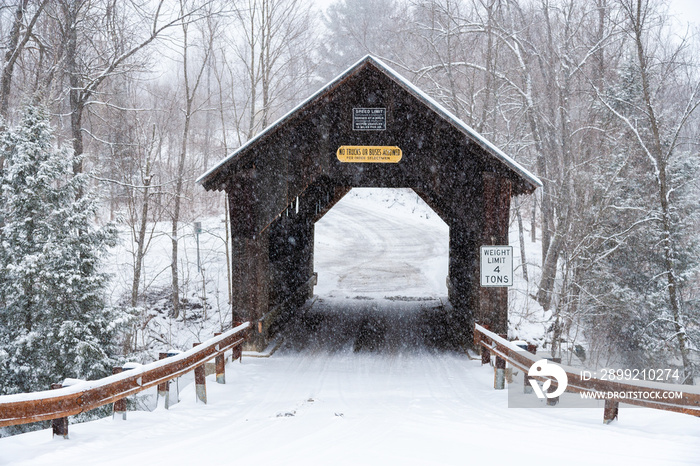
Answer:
50, 383, 69, 439
603, 399, 619, 424
476, 324, 491, 365
524, 343, 537, 394
481, 346, 490, 365
158, 352, 171, 409
494, 333, 507, 390
214, 332, 226, 384
112, 367, 127, 420
494, 356, 506, 389
193, 343, 207, 404
546, 357, 562, 406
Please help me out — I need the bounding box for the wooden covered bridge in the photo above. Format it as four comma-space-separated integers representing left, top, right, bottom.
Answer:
197, 56, 541, 350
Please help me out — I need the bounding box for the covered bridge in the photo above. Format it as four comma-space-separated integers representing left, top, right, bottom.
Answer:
198, 56, 541, 349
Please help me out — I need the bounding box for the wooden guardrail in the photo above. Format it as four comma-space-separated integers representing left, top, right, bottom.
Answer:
0, 322, 250, 432
474, 323, 700, 422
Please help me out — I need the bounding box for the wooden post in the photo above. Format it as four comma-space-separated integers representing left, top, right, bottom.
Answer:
523, 343, 537, 394
157, 352, 170, 409
449, 218, 480, 340
229, 175, 270, 352
50, 383, 69, 439
494, 333, 507, 389
193, 343, 207, 404
214, 332, 225, 384
112, 367, 127, 420
479, 173, 511, 334
603, 399, 619, 424
494, 355, 506, 390
546, 357, 561, 406
481, 346, 490, 365
233, 322, 244, 363
477, 324, 491, 365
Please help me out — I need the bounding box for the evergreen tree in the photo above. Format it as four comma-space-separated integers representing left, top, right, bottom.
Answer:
0, 105, 123, 396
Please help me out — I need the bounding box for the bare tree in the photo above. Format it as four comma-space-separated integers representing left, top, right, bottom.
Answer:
170, 1, 215, 318
0, 0, 48, 119
232, 0, 317, 139
51, 0, 212, 176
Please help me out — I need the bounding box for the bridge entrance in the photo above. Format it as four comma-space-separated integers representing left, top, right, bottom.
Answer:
198, 56, 541, 350
314, 187, 448, 300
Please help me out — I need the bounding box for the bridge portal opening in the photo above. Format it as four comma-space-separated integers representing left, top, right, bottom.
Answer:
314, 188, 448, 300
297, 187, 453, 352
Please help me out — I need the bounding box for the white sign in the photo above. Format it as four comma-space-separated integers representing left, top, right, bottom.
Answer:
480, 245, 513, 287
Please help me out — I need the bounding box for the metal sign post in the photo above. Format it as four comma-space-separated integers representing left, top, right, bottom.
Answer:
194, 221, 206, 318
194, 221, 202, 272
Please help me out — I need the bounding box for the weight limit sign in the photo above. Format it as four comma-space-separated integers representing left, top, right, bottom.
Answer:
480, 245, 513, 287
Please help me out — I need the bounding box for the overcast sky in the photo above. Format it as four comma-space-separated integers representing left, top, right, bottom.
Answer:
312, 0, 700, 29
670, 0, 700, 21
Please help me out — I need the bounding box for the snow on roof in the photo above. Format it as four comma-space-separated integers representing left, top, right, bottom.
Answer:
197, 55, 542, 191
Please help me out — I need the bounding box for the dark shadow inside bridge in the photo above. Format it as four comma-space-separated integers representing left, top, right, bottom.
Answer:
279, 300, 463, 354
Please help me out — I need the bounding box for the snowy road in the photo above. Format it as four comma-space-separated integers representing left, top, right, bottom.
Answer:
2, 189, 700, 465
3, 303, 699, 465
314, 188, 449, 298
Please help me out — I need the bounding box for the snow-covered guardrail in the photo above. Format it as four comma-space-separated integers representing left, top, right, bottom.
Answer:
0, 322, 250, 431
474, 323, 700, 422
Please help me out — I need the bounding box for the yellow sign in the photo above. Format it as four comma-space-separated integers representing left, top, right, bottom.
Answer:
336, 146, 402, 163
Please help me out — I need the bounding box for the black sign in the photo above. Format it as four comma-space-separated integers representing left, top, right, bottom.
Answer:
353, 108, 386, 131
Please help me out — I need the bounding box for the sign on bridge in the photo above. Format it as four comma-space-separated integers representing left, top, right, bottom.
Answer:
480, 246, 513, 287
336, 146, 402, 163
352, 107, 386, 130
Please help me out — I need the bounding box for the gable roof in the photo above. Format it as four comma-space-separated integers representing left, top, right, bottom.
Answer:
198, 55, 542, 192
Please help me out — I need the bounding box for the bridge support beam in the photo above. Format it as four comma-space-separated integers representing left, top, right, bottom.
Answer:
479, 173, 512, 335
448, 218, 481, 344
231, 234, 269, 351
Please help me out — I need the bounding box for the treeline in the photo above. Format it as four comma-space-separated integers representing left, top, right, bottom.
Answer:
0, 0, 698, 391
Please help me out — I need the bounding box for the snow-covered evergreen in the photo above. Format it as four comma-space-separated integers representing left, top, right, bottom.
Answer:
0, 105, 126, 398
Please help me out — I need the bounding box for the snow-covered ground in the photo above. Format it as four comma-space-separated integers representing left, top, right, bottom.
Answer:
107, 214, 234, 355
2, 188, 699, 465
